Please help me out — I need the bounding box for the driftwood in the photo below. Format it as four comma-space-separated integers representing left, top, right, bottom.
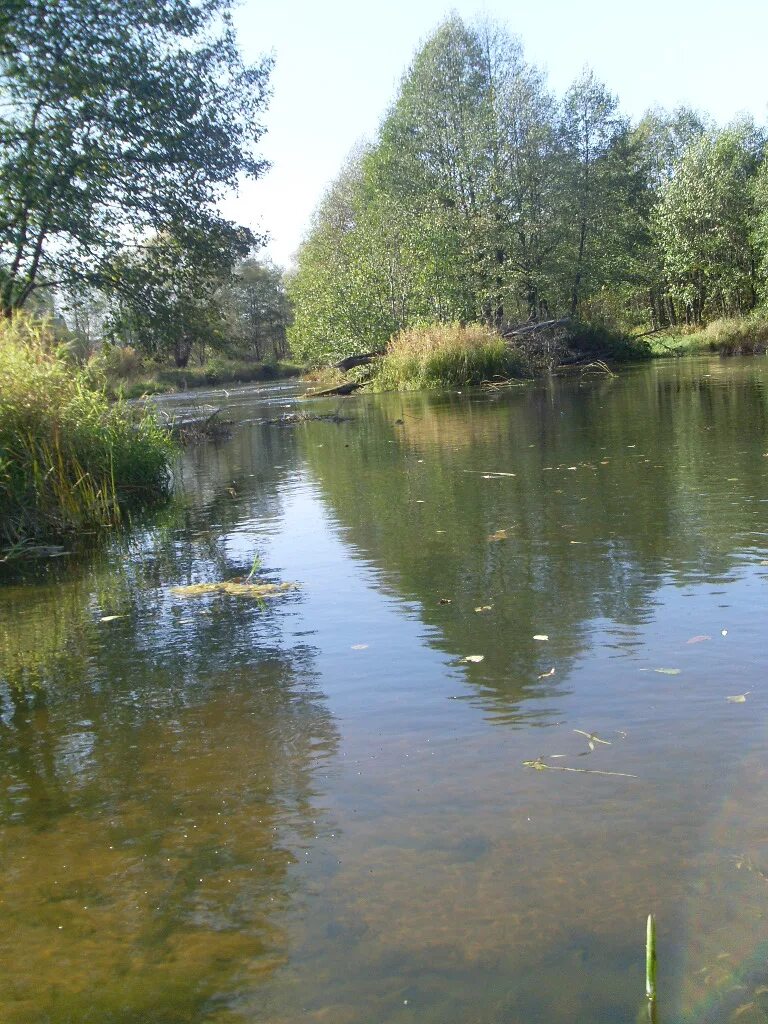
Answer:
502, 318, 570, 340
167, 407, 221, 432
333, 351, 384, 372
307, 380, 362, 398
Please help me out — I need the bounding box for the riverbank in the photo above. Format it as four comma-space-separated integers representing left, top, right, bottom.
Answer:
646, 316, 768, 357
304, 316, 768, 396
0, 317, 174, 549
112, 357, 303, 399
306, 321, 648, 395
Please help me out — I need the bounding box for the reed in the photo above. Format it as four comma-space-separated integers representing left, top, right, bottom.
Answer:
646, 913, 658, 1021
0, 314, 174, 546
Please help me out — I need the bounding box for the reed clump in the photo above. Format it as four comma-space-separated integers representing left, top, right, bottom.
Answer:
0, 315, 174, 546
371, 323, 531, 391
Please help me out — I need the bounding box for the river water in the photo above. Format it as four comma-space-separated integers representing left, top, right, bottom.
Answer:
3, 358, 768, 1023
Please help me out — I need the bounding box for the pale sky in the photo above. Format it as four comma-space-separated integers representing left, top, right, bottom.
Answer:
221, 0, 768, 268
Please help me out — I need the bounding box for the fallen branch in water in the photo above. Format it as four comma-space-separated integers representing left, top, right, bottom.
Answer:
523, 756, 637, 778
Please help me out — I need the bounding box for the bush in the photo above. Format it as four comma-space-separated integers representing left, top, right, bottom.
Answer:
371, 323, 531, 391
93, 343, 144, 379
0, 315, 174, 546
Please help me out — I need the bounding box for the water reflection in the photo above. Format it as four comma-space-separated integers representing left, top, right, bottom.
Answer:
0, 419, 338, 1022
4, 363, 768, 1023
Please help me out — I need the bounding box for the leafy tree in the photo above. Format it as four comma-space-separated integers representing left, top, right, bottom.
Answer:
556, 70, 641, 315
654, 122, 763, 323
107, 224, 254, 367
0, 0, 271, 316
227, 259, 293, 360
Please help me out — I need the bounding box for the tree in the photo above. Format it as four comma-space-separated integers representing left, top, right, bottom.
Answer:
0, 0, 271, 316
227, 259, 293, 360
654, 122, 763, 323
107, 223, 254, 367
556, 69, 640, 316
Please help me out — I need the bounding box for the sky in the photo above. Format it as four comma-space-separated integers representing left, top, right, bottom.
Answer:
221, 0, 768, 269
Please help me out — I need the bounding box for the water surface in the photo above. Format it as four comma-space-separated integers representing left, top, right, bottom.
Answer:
3, 360, 768, 1023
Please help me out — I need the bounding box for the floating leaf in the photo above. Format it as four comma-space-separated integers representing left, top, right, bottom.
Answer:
438, 598, 452, 605
686, 635, 712, 644
654, 668, 681, 675
533, 634, 549, 641
474, 605, 493, 613
574, 729, 611, 750
461, 655, 485, 664
488, 529, 508, 542
464, 470, 516, 477
727, 692, 750, 703
538, 667, 556, 679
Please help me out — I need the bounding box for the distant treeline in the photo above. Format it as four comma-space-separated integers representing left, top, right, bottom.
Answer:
288, 15, 768, 364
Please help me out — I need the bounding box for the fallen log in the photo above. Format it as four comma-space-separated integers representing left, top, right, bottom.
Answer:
333, 351, 384, 372
306, 380, 362, 398
167, 407, 221, 432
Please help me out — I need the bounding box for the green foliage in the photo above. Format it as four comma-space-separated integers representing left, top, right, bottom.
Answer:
289, 17, 663, 364
288, 17, 768, 367
653, 122, 764, 323
371, 323, 531, 391
0, 0, 271, 315
0, 315, 174, 544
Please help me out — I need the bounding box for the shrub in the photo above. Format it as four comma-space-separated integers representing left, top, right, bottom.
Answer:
0, 315, 174, 545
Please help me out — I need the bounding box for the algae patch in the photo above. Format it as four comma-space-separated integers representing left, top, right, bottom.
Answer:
171, 581, 298, 600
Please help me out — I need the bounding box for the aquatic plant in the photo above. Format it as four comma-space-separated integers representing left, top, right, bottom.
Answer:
0, 314, 174, 546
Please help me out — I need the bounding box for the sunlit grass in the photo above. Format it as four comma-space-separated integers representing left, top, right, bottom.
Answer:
0, 314, 174, 546
371, 323, 531, 391
646, 315, 768, 357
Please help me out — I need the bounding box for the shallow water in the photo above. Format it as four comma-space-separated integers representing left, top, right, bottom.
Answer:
3, 360, 768, 1023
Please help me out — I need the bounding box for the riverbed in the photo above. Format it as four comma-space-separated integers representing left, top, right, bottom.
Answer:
2, 358, 768, 1023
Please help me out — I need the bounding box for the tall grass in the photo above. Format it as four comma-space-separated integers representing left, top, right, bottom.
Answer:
697, 315, 768, 354
0, 315, 174, 546
371, 323, 531, 391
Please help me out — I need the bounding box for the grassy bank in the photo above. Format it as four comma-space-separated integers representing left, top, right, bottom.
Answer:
646, 316, 768, 357
100, 351, 303, 399
364, 321, 648, 392
0, 317, 174, 548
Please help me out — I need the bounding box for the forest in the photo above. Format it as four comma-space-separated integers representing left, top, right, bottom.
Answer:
289, 15, 768, 366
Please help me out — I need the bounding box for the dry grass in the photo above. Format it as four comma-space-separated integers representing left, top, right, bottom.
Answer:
371, 323, 530, 391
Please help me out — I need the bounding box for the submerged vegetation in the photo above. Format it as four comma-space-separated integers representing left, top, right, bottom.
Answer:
0, 316, 173, 547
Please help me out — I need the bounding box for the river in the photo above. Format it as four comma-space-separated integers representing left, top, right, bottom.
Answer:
2, 357, 768, 1023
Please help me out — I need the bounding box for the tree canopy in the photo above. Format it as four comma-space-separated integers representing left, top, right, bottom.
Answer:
0, 0, 272, 316
288, 14, 768, 365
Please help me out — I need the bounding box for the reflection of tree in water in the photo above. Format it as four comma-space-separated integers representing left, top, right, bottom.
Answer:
0, 654, 337, 1022
0, 421, 339, 1022
301, 361, 768, 720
